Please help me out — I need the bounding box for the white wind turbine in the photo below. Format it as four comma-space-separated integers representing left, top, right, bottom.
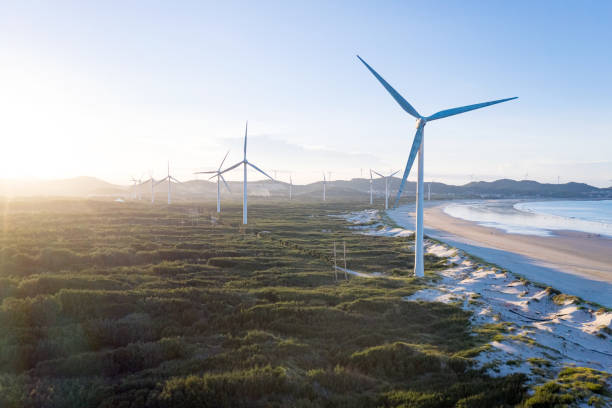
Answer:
218, 121, 275, 224
130, 174, 144, 200
129, 177, 138, 200
155, 161, 181, 205
289, 174, 293, 200
322, 172, 327, 201
142, 171, 155, 204
194, 151, 231, 213
372, 169, 399, 210
357, 55, 517, 277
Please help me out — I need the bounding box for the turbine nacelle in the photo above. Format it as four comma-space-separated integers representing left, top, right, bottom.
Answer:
416, 117, 427, 129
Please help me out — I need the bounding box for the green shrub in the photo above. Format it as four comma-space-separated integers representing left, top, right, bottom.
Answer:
158, 366, 289, 407
349, 342, 453, 379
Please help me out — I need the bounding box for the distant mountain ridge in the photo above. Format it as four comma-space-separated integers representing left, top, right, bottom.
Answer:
1, 176, 610, 200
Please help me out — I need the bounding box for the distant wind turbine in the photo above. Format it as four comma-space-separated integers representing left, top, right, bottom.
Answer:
289, 175, 293, 200
218, 121, 275, 224
323, 172, 327, 201
140, 171, 155, 203
195, 150, 231, 213
372, 169, 399, 210
155, 161, 181, 204
357, 55, 517, 277
145, 171, 155, 204
130, 177, 139, 200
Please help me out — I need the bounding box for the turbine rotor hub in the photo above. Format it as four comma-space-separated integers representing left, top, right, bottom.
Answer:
416, 117, 427, 128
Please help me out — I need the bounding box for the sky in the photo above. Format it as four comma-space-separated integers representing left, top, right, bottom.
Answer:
1, 1, 611, 187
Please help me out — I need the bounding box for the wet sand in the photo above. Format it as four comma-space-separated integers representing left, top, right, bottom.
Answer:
388, 203, 612, 306
425, 205, 612, 282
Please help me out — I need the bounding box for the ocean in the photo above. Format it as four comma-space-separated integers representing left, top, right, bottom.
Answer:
443, 199, 612, 238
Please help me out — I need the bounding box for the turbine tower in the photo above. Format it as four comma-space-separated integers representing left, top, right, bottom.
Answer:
289, 175, 293, 200
194, 151, 231, 213
372, 169, 399, 210
357, 55, 516, 277
155, 161, 181, 205
218, 121, 274, 224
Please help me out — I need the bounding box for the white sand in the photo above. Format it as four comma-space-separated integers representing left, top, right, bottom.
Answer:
338, 209, 612, 381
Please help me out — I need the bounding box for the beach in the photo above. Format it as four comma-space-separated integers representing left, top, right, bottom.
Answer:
387, 201, 612, 307
340, 208, 612, 375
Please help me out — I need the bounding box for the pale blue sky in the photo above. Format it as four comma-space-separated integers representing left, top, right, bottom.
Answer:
1, 1, 611, 186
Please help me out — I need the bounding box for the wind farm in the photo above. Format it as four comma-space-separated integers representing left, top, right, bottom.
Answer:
1, 2, 611, 408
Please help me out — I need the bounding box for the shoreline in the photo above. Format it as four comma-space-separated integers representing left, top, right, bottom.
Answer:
387, 202, 612, 308
340, 208, 612, 377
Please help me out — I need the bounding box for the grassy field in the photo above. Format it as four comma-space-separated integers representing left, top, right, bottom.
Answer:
0, 198, 555, 407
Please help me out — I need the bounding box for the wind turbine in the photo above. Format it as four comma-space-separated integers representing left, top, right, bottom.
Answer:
218, 121, 274, 224
130, 174, 144, 200
322, 172, 327, 201
357, 55, 517, 277
143, 172, 155, 204
129, 177, 138, 200
289, 175, 293, 200
155, 161, 181, 205
194, 151, 231, 213
372, 169, 399, 210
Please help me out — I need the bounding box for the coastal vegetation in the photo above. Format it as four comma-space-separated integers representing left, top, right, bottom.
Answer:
0, 199, 607, 407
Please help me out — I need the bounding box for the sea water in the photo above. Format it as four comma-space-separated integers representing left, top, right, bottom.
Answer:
443, 200, 612, 238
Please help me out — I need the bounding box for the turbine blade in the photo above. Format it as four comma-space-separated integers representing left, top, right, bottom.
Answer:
356, 55, 421, 119
393, 126, 424, 208
218, 161, 243, 176
219, 150, 230, 170
154, 176, 169, 187
194, 170, 217, 174
247, 161, 274, 180
426, 97, 517, 121
390, 170, 400, 177
371, 170, 384, 178
220, 174, 231, 192
170, 176, 182, 184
